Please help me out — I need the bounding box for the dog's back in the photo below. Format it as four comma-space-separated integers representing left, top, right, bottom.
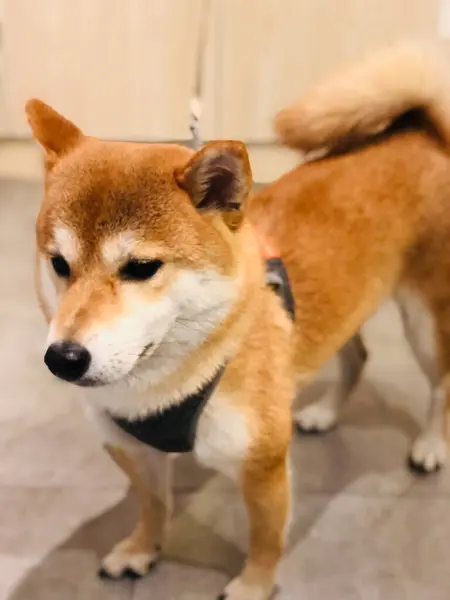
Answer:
248, 42, 450, 380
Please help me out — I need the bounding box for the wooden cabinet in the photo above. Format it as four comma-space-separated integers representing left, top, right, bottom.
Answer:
0, 0, 441, 179
213, 0, 438, 140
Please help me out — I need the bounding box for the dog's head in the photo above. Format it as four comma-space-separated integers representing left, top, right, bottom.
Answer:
27, 100, 252, 390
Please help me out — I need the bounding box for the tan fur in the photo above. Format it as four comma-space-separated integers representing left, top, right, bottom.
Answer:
28, 99, 293, 599
275, 41, 450, 153
249, 43, 450, 472
102, 445, 168, 577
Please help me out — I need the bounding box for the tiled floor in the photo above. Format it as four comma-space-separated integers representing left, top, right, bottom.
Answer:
1, 179, 450, 599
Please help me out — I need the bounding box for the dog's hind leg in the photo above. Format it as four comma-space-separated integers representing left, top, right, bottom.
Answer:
396, 288, 448, 474
294, 332, 368, 434
87, 408, 173, 579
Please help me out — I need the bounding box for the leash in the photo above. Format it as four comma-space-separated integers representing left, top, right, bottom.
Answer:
189, 0, 211, 151
188, 1, 294, 321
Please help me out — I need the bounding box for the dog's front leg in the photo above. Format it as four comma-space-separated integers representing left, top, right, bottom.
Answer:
86, 406, 173, 579
99, 443, 172, 579
220, 455, 290, 600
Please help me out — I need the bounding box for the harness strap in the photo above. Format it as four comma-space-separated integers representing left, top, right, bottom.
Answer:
265, 257, 295, 321
110, 364, 225, 453
254, 228, 295, 321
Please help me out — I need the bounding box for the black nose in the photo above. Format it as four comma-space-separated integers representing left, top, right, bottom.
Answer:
44, 341, 91, 382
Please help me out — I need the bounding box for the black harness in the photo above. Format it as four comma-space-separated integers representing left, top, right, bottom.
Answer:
265, 257, 295, 321
110, 259, 294, 453
111, 365, 225, 453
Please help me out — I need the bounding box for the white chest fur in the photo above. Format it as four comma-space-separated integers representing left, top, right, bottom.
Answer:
194, 393, 251, 480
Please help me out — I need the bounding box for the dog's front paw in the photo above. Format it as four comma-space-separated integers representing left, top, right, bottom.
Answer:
294, 398, 338, 434
408, 433, 448, 474
99, 542, 160, 580
218, 576, 274, 600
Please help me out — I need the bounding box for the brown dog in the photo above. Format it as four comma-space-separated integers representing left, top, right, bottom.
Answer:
249, 42, 450, 475
28, 40, 450, 598
27, 101, 294, 600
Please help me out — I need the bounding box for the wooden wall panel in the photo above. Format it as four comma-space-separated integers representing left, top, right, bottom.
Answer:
1, 0, 211, 139
0, 0, 441, 148
216, 0, 439, 139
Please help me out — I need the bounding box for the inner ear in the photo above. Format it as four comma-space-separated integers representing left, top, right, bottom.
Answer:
175, 141, 252, 213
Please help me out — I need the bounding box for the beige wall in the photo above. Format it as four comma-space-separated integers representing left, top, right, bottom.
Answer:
2, 0, 207, 139
0, 0, 442, 180
215, 0, 439, 140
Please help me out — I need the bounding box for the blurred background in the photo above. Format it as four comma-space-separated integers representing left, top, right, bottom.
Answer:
0, 0, 449, 182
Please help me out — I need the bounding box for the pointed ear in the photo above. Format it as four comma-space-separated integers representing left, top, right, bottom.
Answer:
25, 99, 84, 168
175, 141, 252, 213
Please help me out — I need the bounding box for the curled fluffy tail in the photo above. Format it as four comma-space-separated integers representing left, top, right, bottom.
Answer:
275, 42, 450, 153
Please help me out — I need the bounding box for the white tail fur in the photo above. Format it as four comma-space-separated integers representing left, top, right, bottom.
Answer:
275, 42, 450, 154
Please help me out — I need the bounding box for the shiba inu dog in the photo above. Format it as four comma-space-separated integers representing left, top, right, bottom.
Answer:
27, 100, 294, 600
248, 42, 450, 475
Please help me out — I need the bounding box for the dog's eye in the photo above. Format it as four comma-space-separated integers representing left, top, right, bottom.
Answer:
120, 259, 164, 281
51, 254, 71, 278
